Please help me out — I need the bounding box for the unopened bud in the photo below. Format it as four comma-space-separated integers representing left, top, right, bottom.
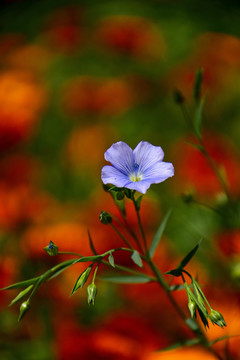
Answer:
18, 299, 30, 322
99, 211, 112, 225
87, 283, 97, 305
116, 191, 124, 200
188, 299, 197, 319
44, 241, 58, 256
181, 192, 194, 204
210, 309, 227, 328
173, 89, 185, 104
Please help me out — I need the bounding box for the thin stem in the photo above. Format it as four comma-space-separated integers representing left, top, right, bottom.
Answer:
92, 263, 99, 284
58, 251, 82, 257
132, 195, 148, 253
180, 104, 195, 132
101, 259, 156, 281
180, 102, 230, 201
111, 214, 144, 253
200, 140, 231, 201
110, 223, 133, 249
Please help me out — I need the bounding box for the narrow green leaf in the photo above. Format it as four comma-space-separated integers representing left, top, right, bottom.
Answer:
70, 267, 92, 296
194, 96, 205, 138
76, 255, 101, 263
149, 210, 172, 258
165, 269, 182, 277
177, 240, 202, 270
131, 250, 143, 268
135, 195, 143, 211
88, 230, 98, 255
101, 275, 151, 284
47, 259, 79, 281
9, 285, 34, 306
108, 252, 115, 268
1, 277, 40, 290
170, 284, 191, 291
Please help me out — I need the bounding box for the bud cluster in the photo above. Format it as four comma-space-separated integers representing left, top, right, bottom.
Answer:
185, 278, 226, 330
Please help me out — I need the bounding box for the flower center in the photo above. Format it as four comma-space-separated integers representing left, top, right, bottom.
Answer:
129, 163, 143, 182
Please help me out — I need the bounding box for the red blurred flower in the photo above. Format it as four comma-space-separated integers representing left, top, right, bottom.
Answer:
172, 133, 240, 198
62, 76, 135, 117
216, 229, 240, 258
96, 16, 165, 60
0, 256, 18, 306
0, 70, 47, 151
55, 311, 163, 360
43, 6, 83, 54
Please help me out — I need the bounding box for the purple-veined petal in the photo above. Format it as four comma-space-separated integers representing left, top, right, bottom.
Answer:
143, 162, 174, 183
133, 141, 164, 173
125, 180, 152, 194
101, 165, 130, 188
104, 141, 134, 175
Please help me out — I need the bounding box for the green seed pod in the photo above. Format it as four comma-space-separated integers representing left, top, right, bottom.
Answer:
44, 241, 58, 256
116, 191, 124, 200
18, 299, 30, 322
173, 89, 185, 104
188, 299, 197, 319
87, 283, 97, 305
99, 211, 112, 225
210, 309, 227, 328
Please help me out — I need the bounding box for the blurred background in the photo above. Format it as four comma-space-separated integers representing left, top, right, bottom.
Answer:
0, 0, 240, 359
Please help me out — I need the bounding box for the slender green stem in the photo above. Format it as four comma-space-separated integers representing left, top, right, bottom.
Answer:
179, 102, 230, 201
111, 214, 144, 253
200, 141, 231, 201
110, 223, 133, 249
92, 263, 99, 284
180, 104, 195, 132
58, 251, 82, 257
101, 259, 156, 281
132, 195, 148, 253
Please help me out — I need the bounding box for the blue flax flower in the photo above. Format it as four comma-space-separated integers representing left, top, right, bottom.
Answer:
101, 141, 174, 194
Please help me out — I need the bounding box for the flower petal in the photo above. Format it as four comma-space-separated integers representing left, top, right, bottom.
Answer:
101, 165, 130, 188
125, 180, 152, 194
104, 141, 133, 175
133, 141, 164, 173
143, 162, 174, 183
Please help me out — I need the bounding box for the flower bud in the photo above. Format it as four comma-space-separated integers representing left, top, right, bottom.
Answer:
99, 211, 112, 225
44, 241, 58, 256
87, 283, 97, 305
18, 299, 30, 322
210, 309, 227, 328
173, 89, 185, 104
181, 192, 194, 204
116, 191, 124, 200
188, 299, 197, 319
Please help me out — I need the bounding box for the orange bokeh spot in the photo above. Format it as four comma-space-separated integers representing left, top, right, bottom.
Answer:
216, 229, 240, 257
0, 70, 46, 150
21, 222, 91, 257
64, 124, 115, 174
146, 346, 218, 360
